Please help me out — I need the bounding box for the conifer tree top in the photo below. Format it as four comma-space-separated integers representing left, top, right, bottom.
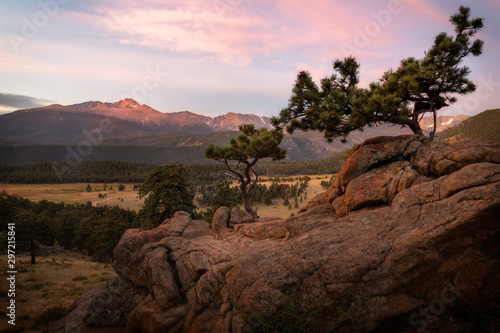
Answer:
272, 6, 484, 141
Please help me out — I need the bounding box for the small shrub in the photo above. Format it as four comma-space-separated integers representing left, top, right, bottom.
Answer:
320, 180, 331, 189
69, 286, 84, 296
96, 276, 109, 282
71, 275, 88, 282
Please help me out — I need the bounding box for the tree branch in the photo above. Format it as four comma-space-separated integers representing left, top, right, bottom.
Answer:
223, 160, 244, 184
248, 167, 258, 193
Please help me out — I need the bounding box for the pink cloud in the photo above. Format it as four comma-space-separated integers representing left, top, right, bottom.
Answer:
71, 1, 279, 66
69, 0, 377, 66
67, 0, 466, 69
0, 47, 142, 81
405, 1, 451, 26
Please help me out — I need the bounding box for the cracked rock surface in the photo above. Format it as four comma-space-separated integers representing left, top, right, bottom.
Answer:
47, 135, 500, 333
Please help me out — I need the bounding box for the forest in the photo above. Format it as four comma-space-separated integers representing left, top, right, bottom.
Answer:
0, 150, 348, 184
0, 191, 138, 262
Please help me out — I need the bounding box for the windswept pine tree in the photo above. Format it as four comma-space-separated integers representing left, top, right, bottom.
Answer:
205, 124, 286, 218
272, 6, 484, 141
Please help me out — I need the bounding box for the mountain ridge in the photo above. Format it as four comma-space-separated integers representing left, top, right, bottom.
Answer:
2, 98, 469, 137
21, 98, 270, 133
0, 99, 474, 165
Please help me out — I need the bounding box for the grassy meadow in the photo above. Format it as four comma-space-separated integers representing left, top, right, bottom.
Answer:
245, 175, 331, 218
0, 183, 145, 212
0, 251, 116, 332
0, 175, 332, 219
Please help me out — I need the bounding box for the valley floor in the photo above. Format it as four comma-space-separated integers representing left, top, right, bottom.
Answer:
0, 183, 145, 211
0, 175, 333, 219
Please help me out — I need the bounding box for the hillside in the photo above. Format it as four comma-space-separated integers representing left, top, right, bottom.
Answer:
0, 150, 349, 184
0, 109, 151, 144
0, 126, 406, 166
436, 108, 500, 143
418, 114, 470, 134
0, 99, 474, 165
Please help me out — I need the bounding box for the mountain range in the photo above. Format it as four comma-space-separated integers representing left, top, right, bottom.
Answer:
0, 99, 471, 165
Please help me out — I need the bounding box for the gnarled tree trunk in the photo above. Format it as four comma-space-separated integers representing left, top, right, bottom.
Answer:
406, 118, 424, 136
240, 185, 257, 218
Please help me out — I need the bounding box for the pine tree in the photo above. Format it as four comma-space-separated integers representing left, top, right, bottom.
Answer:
272, 6, 483, 141
138, 163, 195, 229
201, 181, 240, 222
206, 124, 286, 218
263, 191, 273, 205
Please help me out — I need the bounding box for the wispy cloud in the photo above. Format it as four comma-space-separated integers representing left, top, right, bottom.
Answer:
0, 93, 56, 112
68, 0, 389, 66
71, 1, 277, 66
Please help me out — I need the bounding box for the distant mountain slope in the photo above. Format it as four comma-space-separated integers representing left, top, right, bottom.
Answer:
0, 124, 411, 166
419, 115, 470, 134
0, 99, 278, 143
0, 109, 151, 144
207, 112, 271, 131
0, 145, 209, 166
0, 98, 470, 145
436, 109, 500, 143
99, 123, 414, 160
0, 98, 477, 165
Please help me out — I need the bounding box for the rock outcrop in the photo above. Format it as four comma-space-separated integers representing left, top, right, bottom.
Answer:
48, 135, 500, 333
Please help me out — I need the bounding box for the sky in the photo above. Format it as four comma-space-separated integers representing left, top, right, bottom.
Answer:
1, 0, 499, 118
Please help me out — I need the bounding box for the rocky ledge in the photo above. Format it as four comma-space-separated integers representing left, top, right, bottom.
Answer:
48, 135, 500, 333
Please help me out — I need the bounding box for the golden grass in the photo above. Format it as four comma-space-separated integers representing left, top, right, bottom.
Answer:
0, 252, 116, 332
0, 175, 333, 219
0, 183, 145, 211
253, 175, 331, 219
203, 174, 332, 219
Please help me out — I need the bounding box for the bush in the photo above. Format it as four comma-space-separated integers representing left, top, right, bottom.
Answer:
71, 275, 87, 281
